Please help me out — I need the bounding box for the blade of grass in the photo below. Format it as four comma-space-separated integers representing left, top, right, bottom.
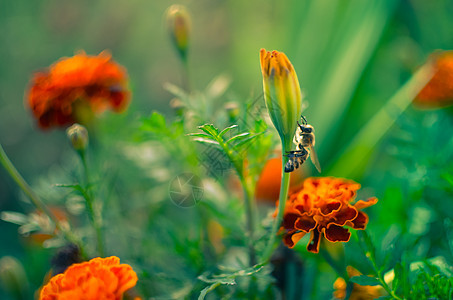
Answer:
310, 0, 399, 155
326, 64, 434, 178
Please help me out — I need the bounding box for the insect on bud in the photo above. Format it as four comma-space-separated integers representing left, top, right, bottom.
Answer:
166, 5, 191, 61
66, 123, 89, 152
259, 49, 302, 149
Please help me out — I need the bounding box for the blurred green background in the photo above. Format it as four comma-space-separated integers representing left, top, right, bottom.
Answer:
1, 0, 453, 298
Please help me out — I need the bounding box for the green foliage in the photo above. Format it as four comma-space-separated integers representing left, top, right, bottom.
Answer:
349, 275, 381, 286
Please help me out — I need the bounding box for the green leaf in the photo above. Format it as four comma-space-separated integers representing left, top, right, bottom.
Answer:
198, 274, 236, 285
392, 262, 403, 292
198, 282, 221, 300
225, 132, 251, 145
187, 133, 214, 139
192, 137, 220, 146
198, 124, 219, 137
349, 275, 381, 286
0, 211, 28, 225
233, 132, 264, 150
141, 111, 167, 133
219, 125, 238, 137
18, 223, 41, 235
54, 183, 84, 194
358, 230, 376, 260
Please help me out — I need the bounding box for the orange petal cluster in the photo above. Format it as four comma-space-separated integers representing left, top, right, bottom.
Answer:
27, 51, 130, 129
415, 51, 453, 108
39, 256, 138, 300
276, 177, 377, 253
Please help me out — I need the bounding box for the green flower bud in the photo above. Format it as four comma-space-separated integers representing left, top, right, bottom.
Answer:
166, 5, 191, 61
66, 123, 88, 152
224, 102, 239, 122
259, 49, 302, 149
170, 98, 185, 117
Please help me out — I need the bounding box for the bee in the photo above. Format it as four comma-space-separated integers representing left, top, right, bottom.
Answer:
284, 115, 321, 173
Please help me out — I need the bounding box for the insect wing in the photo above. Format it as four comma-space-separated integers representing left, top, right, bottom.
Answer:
293, 126, 301, 145
309, 145, 321, 173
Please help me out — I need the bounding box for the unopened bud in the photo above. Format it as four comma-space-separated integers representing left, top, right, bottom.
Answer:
0, 256, 29, 300
166, 5, 190, 61
260, 49, 302, 149
66, 123, 88, 152
170, 98, 185, 117
224, 102, 239, 122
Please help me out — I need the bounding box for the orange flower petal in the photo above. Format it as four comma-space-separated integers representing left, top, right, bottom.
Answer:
39, 256, 138, 300
324, 225, 351, 242
275, 177, 378, 252
307, 228, 321, 253
27, 51, 130, 129
332, 205, 358, 226
354, 197, 378, 210
348, 211, 369, 230
294, 216, 317, 232
283, 231, 306, 248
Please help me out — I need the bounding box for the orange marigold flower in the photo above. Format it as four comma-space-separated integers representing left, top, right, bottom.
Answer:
27, 51, 130, 129
414, 51, 453, 108
276, 177, 377, 253
39, 256, 138, 300
255, 156, 304, 204
333, 266, 384, 299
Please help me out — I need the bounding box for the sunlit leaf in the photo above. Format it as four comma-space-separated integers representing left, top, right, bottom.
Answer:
198, 124, 219, 137
192, 137, 220, 146
0, 211, 28, 225
233, 132, 264, 150
186, 133, 214, 139
219, 125, 238, 137
141, 111, 167, 133
349, 275, 381, 286
225, 132, 250, 145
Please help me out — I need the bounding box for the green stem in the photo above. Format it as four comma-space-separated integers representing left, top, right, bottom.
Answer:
79, 152, 105, 257
361, 231, 402, 300
367, 251, 402, 300
261, 147, 291, 263
0, 143, 86, 257
319, 247, 352, 298
181, 56, 191, 92
239, 173, 257, 266
217, 138, 257, 266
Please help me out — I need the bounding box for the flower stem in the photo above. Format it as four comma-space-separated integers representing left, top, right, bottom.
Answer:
319, 247, 352, 298
79, 151, 105, 257
0, 143, 86, 257
216, 138, 256, 266
239, 173, 257, 266
261, 147, 291, 263
366, 250, 402, 299
360, 230, 402, 300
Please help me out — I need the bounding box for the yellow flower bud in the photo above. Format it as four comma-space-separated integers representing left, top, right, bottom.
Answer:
166, 5, 190, 61
66, 123, 89, 152
259, 49, 302, 148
